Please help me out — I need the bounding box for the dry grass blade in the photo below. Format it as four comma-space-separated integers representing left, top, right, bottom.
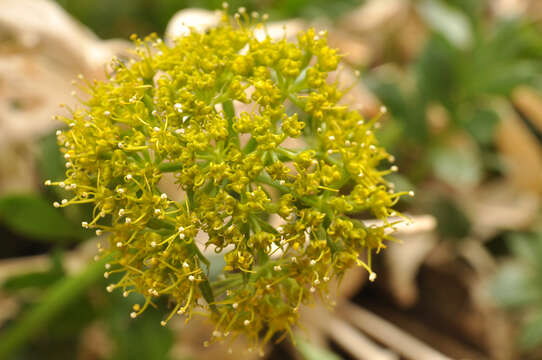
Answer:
339, 302, 451, 360
304, 306, 399, 360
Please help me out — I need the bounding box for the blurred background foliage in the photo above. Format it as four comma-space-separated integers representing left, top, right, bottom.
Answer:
1, 0, 542, 359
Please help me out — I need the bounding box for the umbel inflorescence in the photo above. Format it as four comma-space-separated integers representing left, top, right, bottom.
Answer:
48, 7, 410, 350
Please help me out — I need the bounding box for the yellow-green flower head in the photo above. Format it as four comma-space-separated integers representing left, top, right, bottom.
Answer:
48, 9, 410, 350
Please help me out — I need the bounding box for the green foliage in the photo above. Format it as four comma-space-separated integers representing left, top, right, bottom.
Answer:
107, 294, 173, 360
3, 250, 65, 292
0, 194, 88, 243
368, 1, 542, 185
492, 232, 542, 351
295, 336, 341, 360
54, 0, 362, 39
430, 197, 471, 239
430, 145, 482, 188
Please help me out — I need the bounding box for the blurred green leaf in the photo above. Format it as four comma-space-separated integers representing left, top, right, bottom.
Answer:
418, 0, 472, 48
492, 263, 542, 308
416, 34, 458, 108
384, 173, 414, 194
39, 132, 66, 184
430, 146, 482, 188
463, 108, 499, 146
508, 233, 542, 265
431, 197, 471, 239
295, 337, 341, 360
0, 194, 87, 242
520, 312, 542, 350
3, 250, 65, 291
107, 300, 173, 360
0, 257, 109, 360
492, 232, 542, 351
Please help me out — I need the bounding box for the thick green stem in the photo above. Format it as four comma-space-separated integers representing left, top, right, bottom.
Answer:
0, 256, 109, 360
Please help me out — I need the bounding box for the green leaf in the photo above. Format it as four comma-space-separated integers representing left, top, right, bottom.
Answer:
3, 250, 65, 291
430, 145, 482, 188
0, 194, 87, 242
463, 108, 499, 146
295, 337, 341, 360
431, 197, 471, 239
418, 0, 472, 48
416, 35, 458, 107
492, 263, 542, 308
520, 312, 542, 350
107, 293, 173, 360
0, 256, 109, 359
39, 131, 66, 184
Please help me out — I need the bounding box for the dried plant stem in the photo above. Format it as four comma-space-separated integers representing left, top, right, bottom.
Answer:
306, 306, 398, 360
339, 302, 451, 360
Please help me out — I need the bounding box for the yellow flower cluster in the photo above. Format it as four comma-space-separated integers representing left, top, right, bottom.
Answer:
48, 9, 410, 351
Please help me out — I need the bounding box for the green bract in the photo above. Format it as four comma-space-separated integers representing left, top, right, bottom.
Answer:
48, 10, 409, 350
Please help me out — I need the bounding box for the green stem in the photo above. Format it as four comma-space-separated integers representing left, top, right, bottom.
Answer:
0, 256, 109, 360
158, 162, 183, 172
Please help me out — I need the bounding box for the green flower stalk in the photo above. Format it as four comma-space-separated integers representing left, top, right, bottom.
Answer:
47, 7, 410, 350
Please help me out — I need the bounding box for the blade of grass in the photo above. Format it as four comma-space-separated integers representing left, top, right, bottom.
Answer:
0, 256, 109, 360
